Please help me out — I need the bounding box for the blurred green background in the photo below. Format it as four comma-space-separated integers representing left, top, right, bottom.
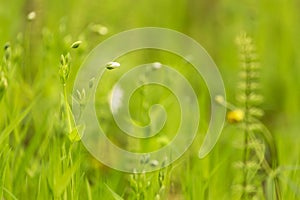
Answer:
1, 0, 299, 122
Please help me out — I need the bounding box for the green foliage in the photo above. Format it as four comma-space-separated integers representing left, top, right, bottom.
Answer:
220, 32, 300, 200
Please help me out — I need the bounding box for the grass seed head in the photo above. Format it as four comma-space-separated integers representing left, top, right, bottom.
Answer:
59, 53, 71, 84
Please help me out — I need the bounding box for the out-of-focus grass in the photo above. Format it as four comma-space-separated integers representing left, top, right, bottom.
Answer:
0, 0, 299, 199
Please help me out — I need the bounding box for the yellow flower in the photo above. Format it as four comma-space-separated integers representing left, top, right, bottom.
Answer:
227, 109, 245, 123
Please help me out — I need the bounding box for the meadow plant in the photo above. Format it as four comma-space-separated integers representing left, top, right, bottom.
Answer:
217, 32, 281, 200
1, 3, 299, 198
59, 42, 83, 142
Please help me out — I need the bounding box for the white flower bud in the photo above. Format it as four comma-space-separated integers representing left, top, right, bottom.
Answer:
215, 95, 225, 104
152, 62, 162, 69
71, 41, 82, 49
27, 11, 36, 21
105, 61, 120, 70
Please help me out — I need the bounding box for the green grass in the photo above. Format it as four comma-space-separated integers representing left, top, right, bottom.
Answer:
1, 0, 300, 199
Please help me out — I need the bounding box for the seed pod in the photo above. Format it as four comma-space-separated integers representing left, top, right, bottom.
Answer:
105, 61, 120, 70
71, 41, 82, 49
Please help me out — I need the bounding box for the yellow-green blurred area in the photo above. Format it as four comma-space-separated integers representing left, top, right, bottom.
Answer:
1, 0, 300, 199
1, 0, 299, 120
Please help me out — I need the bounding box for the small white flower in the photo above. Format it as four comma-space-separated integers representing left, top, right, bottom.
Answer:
215, 95, 225, 104
98, 26, 108, 35
152, 62, 162, 69
106, 61, 120, 70
150, 160, 159, 167
27, 11, 36, 21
